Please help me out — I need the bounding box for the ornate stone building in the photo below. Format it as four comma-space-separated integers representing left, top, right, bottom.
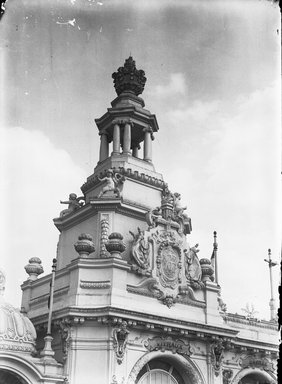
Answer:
0, 58, 278, 384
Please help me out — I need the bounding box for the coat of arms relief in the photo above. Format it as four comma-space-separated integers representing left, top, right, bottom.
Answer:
127, 184, 211, 307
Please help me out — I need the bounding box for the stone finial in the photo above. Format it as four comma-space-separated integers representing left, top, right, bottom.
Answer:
199, 258, 214, 282
74, 234, 95, 258
112, 56, 147, 96
105, 232, 126, 259
24, 257, 44, 281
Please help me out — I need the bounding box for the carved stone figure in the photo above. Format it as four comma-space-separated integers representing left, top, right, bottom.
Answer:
173, 193, 188, 218
161, 183, 174, 204
211, 339, 224, 376
218, 293, 227, 313
60, 193, 85, 217
129, 228, 150, 271
113, 321, 130, 364
98, 169, 124, 198
184, 245, 203, 289
161, 184, 174, 220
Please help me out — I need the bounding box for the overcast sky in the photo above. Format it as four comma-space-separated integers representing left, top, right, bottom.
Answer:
0, 0, 280, 320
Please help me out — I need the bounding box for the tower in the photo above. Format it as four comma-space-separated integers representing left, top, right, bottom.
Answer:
19, 58, 278, 384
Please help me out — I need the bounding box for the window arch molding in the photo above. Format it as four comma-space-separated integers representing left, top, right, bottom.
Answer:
127, 350, 206, 384
0, 353, 43, 384
231, 367, 276, 384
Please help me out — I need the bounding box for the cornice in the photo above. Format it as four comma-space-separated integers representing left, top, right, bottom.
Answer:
81, 166, 165, 194
53, 203, 94, 232
232, 337, 278, 351
29, 286, 69, 308
94, 106, 159, 134
67, 257, 130, 272
30, 305, 238, 340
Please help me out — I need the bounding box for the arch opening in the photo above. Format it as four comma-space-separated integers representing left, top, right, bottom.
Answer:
128, 351, 205, 384
239, 372, 274, 384
136, 359, 185, 384
0, 369, 29, 384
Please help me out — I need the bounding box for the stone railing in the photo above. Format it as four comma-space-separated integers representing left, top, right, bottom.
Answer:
223, 312, 277, 330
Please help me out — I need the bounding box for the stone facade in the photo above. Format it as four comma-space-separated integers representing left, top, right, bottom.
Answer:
1, 58, 278, 384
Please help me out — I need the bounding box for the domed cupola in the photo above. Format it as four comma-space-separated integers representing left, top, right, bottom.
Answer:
0, 270, 37, 354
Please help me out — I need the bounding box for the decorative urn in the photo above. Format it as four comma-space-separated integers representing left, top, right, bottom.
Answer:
105, 232, 126, 259
199, 258, 214, 282
74, 233, 95, 258
24, 257, 44, 281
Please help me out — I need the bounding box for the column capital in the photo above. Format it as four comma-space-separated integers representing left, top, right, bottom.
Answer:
143, 125, 155, 140
123, 118, 134, 127
112, 118, 134, 127
99, 129, 108, 136
112, 119, 122, 126
132, 142, 141, 150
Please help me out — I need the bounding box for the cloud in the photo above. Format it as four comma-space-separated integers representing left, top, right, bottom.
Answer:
150, 73, 187, 99
150, 83, 280, 319
0, 127, 87, 308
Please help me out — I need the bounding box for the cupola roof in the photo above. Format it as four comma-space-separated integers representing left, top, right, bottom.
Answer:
0, 270, 37, 354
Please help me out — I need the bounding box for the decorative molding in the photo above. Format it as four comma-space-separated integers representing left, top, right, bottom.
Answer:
0, 344, 35, 353
80, 280, 111, 289
239, 355, 275, 372
144, 336, 192, 357
29, 286, 69, 307
100, 216, 110, 258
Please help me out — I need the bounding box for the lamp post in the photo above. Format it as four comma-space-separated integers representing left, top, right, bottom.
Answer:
41, 258, 57, 359
264, 249, 277, 321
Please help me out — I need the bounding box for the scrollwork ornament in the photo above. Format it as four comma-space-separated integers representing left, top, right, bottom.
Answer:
56, 318, 72, 361
223, 369, 233, 384
144, 336, 192, 357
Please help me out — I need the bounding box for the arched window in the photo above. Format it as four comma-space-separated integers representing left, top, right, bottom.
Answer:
136, 360, 185, 384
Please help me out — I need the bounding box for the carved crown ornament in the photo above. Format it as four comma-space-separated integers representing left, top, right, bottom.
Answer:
112, 56, 147, 96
